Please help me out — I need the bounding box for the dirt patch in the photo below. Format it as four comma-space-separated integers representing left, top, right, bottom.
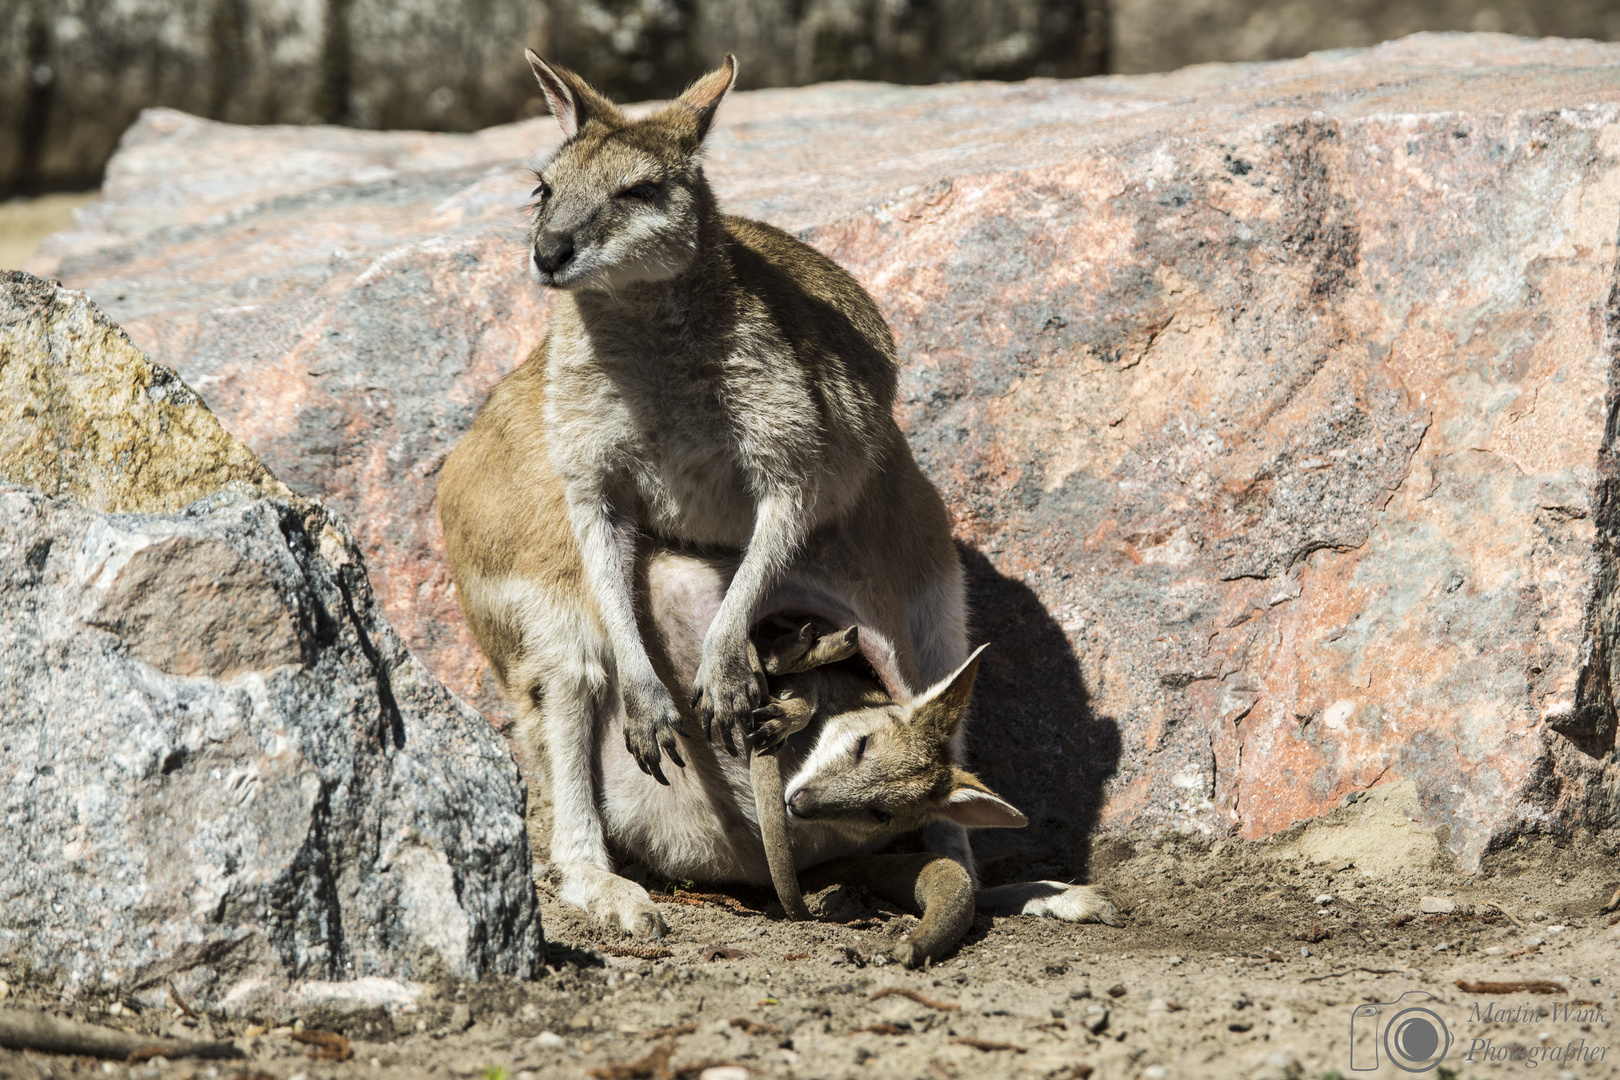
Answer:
4, 827, 1619, 1079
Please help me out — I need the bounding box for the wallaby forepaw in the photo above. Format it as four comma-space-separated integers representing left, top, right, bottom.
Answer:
692, 650, 762, 745
622, 678, 688, 785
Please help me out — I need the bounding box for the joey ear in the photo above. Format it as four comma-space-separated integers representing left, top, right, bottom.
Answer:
906, 643, 988, 740
525, 50, 620, 137
676, 53, 737, 144
940, 770, 1028, 829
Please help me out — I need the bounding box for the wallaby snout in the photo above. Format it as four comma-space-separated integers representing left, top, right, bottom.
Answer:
532, 232, 576, 279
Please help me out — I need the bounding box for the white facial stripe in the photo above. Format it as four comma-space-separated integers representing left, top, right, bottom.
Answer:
783, 726, 865, 802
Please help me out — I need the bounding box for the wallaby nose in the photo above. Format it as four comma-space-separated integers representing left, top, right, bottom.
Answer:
787, 788, 813, 819
534, 235, 575, 276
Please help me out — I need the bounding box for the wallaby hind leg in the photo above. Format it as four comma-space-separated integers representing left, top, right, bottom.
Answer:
975, 882, 1121, 925
802, 853, 975, 969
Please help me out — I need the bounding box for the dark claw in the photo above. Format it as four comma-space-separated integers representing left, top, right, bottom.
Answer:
718, 717, 738, 757
663, 736, 686, 770
690, 687, 702, 708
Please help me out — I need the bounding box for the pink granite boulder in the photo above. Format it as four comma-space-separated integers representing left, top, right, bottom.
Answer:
33, 33, 1620, 867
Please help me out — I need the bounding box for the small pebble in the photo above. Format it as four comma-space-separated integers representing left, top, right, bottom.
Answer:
1547, 924, 1567, 934
534, 1031, 565, 1048
1419, 896, 1456, 914
1108, 983, 1127, 998
1434, 941, 1451, 952
1301, 947, 1311, 957
1315, 894, 1335, 906
1484, 946, 1505, 955
1523, 937, 1545, 948
1143, 1067, 1169, 1080
699, 1068, 750, 1080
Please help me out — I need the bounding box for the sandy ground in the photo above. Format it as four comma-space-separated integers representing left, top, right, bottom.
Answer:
5, 787, 1619, 1080
0, 193, 96, 272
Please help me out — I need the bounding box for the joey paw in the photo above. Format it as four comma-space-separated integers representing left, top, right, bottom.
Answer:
748, 704, 789, 751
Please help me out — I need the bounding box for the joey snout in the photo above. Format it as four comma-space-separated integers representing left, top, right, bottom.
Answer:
786, 786, 820, 819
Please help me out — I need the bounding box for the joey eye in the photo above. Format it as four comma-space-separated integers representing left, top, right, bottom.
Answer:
618, 184, 659, 201
853, 735, 869, 763
871, 808, 892, 825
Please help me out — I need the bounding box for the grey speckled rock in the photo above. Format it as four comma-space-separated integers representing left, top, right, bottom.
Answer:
0, 273, 542, 1002
0, 485, 543, 1002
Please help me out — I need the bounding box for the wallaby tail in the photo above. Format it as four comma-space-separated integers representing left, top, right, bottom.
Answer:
801, 853, 975, 969
750, 744, 811, 920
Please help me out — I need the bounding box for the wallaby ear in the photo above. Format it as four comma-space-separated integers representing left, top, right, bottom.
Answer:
676, 53, 737, 144
940, 769, 1028, 829
906, 643, 988, 740
525, 50, 620, 138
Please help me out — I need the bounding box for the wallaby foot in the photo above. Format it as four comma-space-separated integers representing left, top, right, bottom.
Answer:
556, 862, 670, 939
803, 853, 976, 969
975, 882, 1121, 925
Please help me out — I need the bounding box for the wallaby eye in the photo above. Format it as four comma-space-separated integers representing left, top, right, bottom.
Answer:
531, 181, 551, 201
871, 808, 891, 825
618, 183, 660, 201
853, 735, 869, 763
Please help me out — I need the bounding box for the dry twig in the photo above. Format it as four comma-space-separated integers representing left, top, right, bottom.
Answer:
948, 1037, 1025, 1052
590, 1039, 675, 1080
291, 1029, 352, 1061
702, 946, 756, 961
0, 1008, 242, 1061
166, 981, 197, 1019
869, 987, 960, 1012
1456, 979, 1566, 995
728, 1018, 781, 1036
656, 889, 756, 915
1486, 901, 1525, 928
642, 1023, 698, 1041
852, 1023, 909, 1035
1300, 967, 1403, 984
601, 944, 674, 960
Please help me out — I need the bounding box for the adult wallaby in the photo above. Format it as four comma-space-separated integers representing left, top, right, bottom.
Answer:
517, 51, 962, 790
438, 53, 1113, 940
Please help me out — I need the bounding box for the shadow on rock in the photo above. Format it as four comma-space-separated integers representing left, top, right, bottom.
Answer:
958, 544, 1121, 886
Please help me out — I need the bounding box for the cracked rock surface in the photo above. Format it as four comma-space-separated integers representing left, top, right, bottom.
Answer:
0, 272, 543, 1003
27, 33, 1620, 868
